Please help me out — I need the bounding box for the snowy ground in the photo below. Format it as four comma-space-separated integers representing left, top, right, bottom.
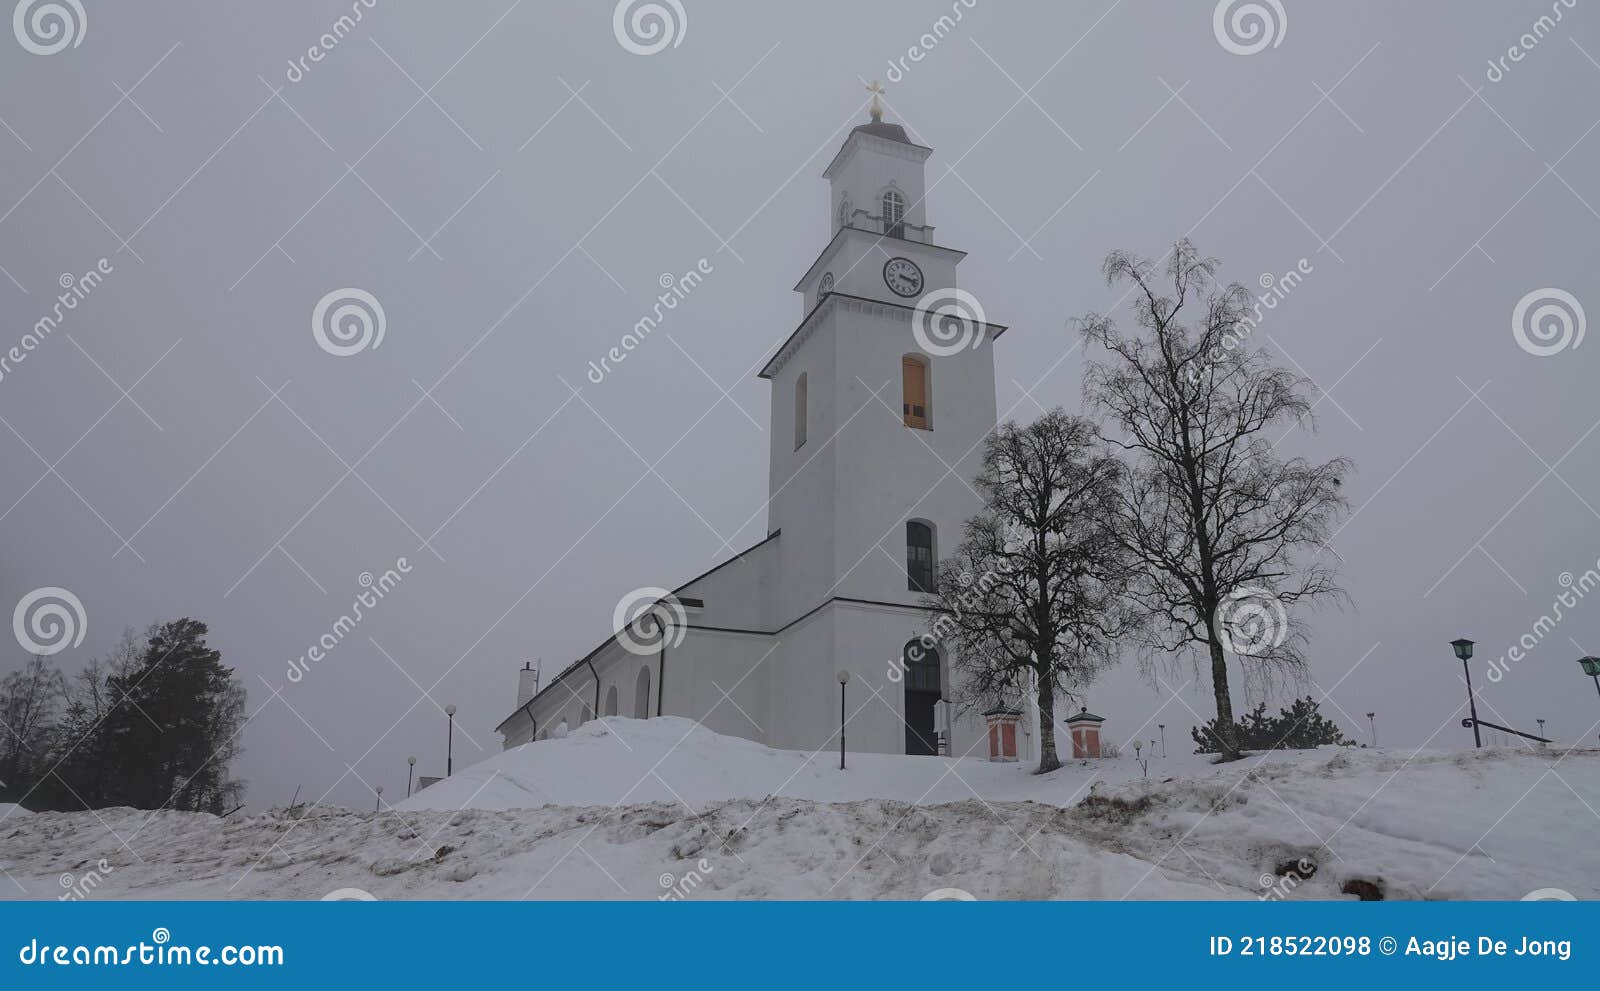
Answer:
1, 717, 1595, 901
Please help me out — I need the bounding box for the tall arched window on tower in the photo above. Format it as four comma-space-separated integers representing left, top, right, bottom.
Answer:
906, 520, 935, 592
794, 372, 807, 450
902, 354, 929, 429
882, 190, 905, 238
604, 684, 618, 717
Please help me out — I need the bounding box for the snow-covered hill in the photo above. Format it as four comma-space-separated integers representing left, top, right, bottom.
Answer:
1, 717, 1594, 900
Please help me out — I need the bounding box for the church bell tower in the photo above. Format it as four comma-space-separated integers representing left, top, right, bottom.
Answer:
759, 89, 1002, 621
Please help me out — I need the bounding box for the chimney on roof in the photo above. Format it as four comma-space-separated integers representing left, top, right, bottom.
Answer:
517, 661, 540, 708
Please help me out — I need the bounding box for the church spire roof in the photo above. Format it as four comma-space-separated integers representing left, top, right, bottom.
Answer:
848, 80, 915, 146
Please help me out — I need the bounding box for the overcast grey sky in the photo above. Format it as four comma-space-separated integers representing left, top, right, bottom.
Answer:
2, 1, 1597, 810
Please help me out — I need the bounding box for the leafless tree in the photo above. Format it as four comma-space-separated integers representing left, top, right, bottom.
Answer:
923, 410, 1133, 773
0, 656, 63, 793
1077, 240, 1350, 759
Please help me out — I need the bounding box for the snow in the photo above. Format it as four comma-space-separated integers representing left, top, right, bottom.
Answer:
1, 717, 1595, 901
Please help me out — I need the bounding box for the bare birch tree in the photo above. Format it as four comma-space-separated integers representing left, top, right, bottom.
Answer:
1076, 241, 1350, 759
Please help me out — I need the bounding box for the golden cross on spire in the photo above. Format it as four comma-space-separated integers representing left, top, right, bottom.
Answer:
865, 80, 885, 121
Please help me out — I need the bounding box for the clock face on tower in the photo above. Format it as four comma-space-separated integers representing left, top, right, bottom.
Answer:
882, 257, 923, 298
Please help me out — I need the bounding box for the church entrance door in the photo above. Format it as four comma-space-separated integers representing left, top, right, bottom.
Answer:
902, 642, 941, 756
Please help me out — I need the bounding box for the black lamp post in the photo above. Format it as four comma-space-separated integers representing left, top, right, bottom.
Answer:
445, 704, 457, 777
374, 785, 383, 812
406, 755, 416, 797
1158, 724, 1166, 759
1580, 657, 1600, 698
1580, 659, 1600, 743
1451, 638, 1481, 748
1367, 712, 1377, 747
836, 671, 850, 770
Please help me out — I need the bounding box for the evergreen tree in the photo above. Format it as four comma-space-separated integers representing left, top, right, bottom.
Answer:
98, 619, 246, 812
1191, 696, 1354, 753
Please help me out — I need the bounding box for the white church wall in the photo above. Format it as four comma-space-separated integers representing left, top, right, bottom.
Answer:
766, 313, 839, 623
657, 628, 773, 745
825, 303, 996, 607
764, 612, 836, 752
676, 533, 776, 631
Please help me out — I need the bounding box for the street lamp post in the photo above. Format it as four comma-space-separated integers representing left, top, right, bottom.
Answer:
1579, 659, 1600, 743
1451, 639, 1481, 748
1158, 724, 1166, 759
374, 785, 383, 812
837, 671, 850, 770
406, 755, 416, 797
1580, 657, 1600, 698
445, 704, 457, 777
1367, 712, 1377, 748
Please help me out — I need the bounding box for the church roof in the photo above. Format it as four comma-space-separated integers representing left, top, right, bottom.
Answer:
848, 119, 916, 145
1066, 707, 1105, 724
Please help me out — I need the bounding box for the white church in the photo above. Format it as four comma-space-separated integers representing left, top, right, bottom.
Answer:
497, 99, 1041, 762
